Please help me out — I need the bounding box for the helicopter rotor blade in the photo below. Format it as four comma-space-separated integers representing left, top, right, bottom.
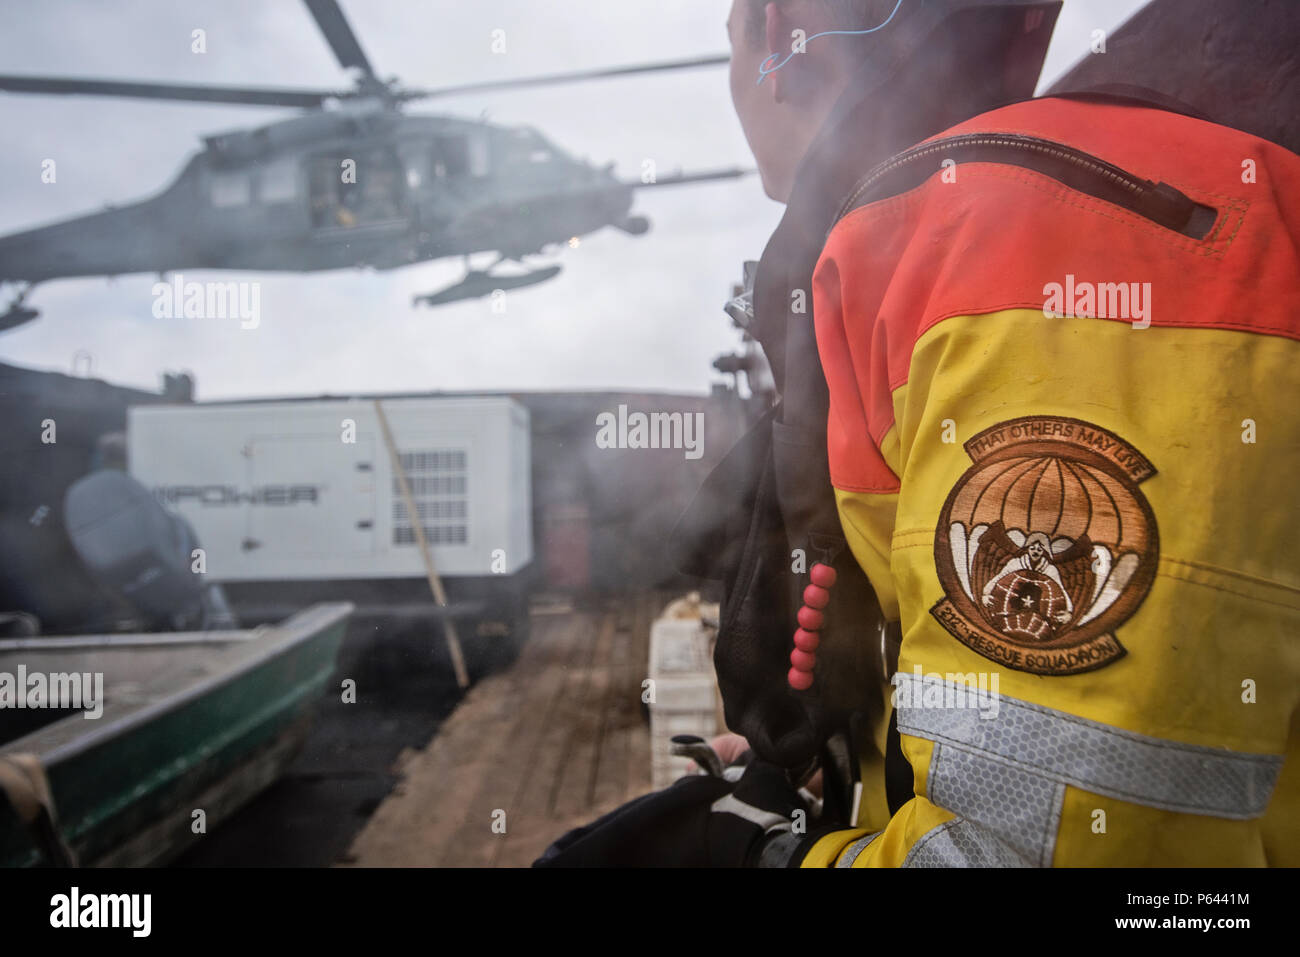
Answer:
0, 48, 729, 109
0, 74, 340, 108
304, 0, 377, 82
628, 167, 755, 188
400, 53, 729, 101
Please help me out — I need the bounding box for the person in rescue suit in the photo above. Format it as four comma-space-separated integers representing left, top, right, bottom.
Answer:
535, 0, 1300, 867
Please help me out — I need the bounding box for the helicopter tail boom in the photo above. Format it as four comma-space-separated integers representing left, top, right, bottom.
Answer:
626, 167, 754, 189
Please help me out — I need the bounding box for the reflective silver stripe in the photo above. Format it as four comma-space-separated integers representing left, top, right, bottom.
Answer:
758, 830, 804, 868
903, 817, 1030, 868
834, 831, 881, 868
896, 672, 1282, 819
926, 742, 1064, 866
710, 793, 790, 832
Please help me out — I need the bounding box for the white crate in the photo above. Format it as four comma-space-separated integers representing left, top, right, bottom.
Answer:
648, 616, 720, 790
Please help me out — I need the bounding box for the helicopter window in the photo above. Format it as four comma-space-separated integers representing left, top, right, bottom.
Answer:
431, 134, 488, 178
210, 170, 251, 208
257, 158, 297, 204
309, 160, 338, 227
468, 135, 490, 177
358, 150, 403, 220
309, 149, 405, 228
432, 136, 470, 178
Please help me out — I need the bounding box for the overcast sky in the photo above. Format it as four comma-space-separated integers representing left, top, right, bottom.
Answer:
0, 0, 1147, 400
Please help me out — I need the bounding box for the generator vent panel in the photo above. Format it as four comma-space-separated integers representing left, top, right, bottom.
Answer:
394, 449, 469, 545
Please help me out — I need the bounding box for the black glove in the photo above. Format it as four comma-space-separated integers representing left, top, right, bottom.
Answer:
533, 759, 810, 868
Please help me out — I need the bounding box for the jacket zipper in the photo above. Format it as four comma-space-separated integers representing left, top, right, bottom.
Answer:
834, 132, 1217, 239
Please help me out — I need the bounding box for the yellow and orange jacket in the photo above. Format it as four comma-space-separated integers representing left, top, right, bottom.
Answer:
800, 96, 1300, 866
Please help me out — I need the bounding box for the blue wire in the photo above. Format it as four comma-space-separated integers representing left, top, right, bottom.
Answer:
757, 0, 905, 85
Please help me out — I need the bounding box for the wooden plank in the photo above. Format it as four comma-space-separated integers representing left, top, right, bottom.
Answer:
589, 602, 632, 809
549, 610, 615, 820
436, 613, 598, 868
423, 613, 584, 866
591, 594, 649, 810
623, 592, 658, 800
478, 612, 603, 866
344, 613, 576, 866
344, 594, 662, 867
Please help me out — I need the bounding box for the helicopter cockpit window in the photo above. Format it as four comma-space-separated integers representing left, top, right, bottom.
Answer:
210, 170, 251, 208
505, 128, 554, 166
257, 158, 297, 204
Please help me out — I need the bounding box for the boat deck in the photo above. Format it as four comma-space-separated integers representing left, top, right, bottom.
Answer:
342, 592, 662, 867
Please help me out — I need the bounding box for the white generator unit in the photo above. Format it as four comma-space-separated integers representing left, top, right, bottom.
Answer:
126, 397, 533, 672
128, 396, 531, 583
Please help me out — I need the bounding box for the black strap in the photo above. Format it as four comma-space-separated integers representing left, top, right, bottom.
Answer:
1042, 85, 1217, 125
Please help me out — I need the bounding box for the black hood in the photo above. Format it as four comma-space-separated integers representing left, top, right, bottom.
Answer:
752, 1, 1060, 395
1046, 0, 1300, 157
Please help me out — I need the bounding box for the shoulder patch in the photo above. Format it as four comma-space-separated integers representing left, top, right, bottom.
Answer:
930, 415, 1158, 676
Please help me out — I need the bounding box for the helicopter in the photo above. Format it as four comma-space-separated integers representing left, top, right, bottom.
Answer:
0, 0, 746, 331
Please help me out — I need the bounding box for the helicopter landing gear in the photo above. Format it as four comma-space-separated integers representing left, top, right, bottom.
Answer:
412, 258, 562, 308
0, 284, 39, 332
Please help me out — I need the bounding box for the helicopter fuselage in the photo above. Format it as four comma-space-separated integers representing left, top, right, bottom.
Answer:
0, 108, 639, 285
